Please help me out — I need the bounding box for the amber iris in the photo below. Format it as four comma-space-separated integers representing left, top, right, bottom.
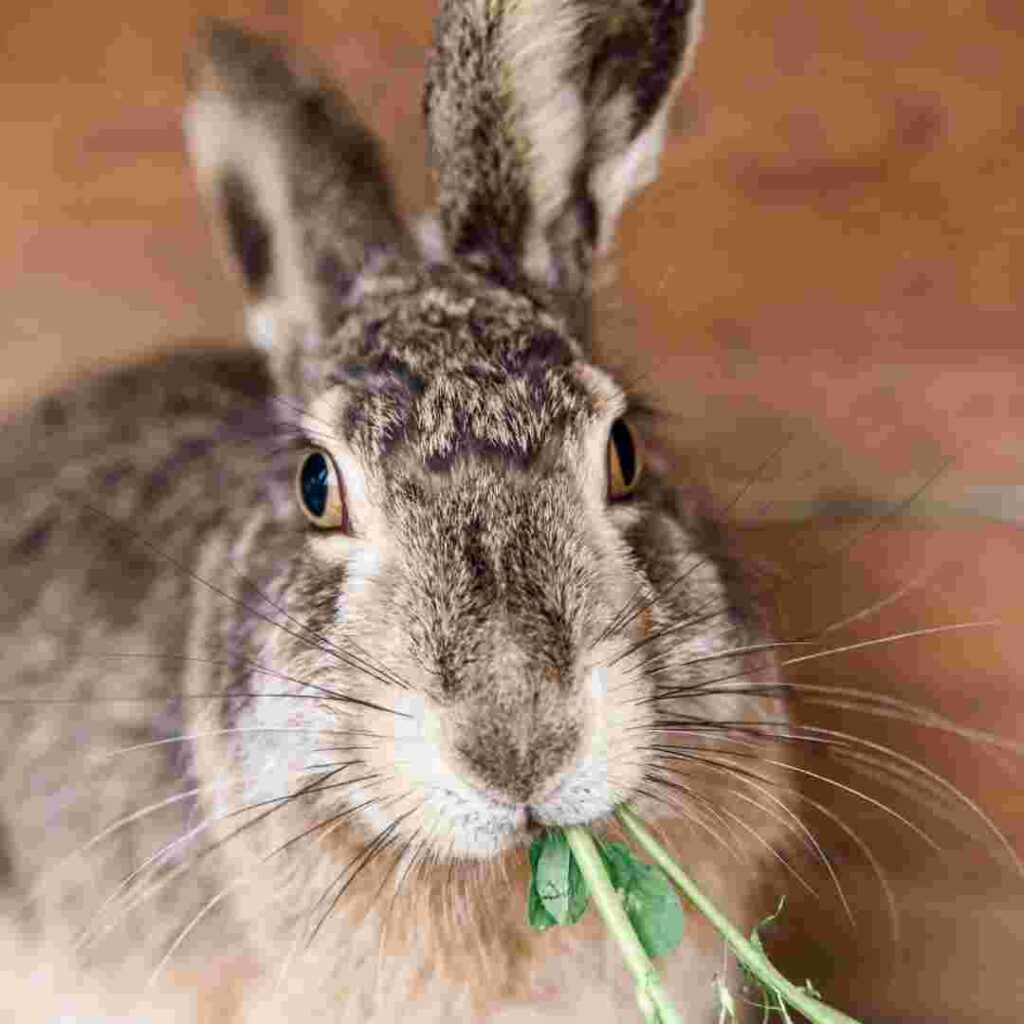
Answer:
296, 449, 346, 528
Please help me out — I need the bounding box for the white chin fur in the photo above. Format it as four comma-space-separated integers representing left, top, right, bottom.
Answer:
529, 754, 616, 827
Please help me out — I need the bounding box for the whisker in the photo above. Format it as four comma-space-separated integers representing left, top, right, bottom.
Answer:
758, 720, 1020, 875
816, 562, 943, 636
597, 435, 794, 644
38, 756, 368, 928
374, 823, 432, 950
646, 679, 1024, 756
87, 725, 346, 763
660, 732, 901, 945
631, 777, 747, 866
273, 808, 425, 1003
98, 765, 371, 945
69, 760, 340, 956
770, 458, 956, 590
648, 747, 854, 926
645, 765, 820, 901
641, 769, 755, 862
795, 788, 901, 949
139, 771, 385, 985
628, 638, 810, 678
779, 620, 1004, 670
601, 459, 957, 664
25, 784, 210, 909
640, 619, 1007, 709
0, 650, 410, 718
75, 496, 412, 695
643, 723, 944, 852
305, 803, 418, 948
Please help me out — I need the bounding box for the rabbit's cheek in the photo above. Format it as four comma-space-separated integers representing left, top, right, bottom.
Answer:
208, 674, 334, 818
335, 544, 382, 623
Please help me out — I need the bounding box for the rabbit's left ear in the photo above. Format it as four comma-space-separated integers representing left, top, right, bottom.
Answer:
425, 0, 702, 342
184, 22, 413, 372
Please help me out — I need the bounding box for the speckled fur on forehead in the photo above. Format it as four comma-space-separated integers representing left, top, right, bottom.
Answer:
314, 266, 598, 469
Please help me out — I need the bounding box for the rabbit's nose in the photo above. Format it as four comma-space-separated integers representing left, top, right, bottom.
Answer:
454, 711, 581, 805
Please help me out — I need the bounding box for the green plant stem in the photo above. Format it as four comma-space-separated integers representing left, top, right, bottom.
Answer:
615, 806, 863, 1024
564, 826, 683, 1024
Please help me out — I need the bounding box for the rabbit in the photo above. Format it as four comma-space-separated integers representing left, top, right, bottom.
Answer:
0, 4, 789, 1021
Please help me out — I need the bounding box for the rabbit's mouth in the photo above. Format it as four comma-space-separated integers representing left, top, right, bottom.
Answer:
380, 668, 643, 859
403, 750, 624, 860
413, 782, 610, 859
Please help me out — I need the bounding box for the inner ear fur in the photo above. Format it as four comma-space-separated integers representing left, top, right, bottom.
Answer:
184, 20, 414, 348
425, 0, 702, 347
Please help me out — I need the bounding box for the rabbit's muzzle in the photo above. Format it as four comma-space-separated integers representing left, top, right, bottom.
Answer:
452, 665, 586, 806
396, 479, 635, 826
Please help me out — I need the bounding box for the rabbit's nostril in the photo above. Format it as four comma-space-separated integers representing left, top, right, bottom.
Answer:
456, 724, 579, 807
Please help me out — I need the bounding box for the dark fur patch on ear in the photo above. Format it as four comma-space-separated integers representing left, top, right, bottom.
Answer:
220, 170, 272, 295
0, 816, 14, 889
584, 0, 694, 138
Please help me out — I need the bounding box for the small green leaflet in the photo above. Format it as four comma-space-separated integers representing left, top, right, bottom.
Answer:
527, 835, 556, 930
526, 832, 685, 961
528, 830, 589, 928
598, 841, 685, 959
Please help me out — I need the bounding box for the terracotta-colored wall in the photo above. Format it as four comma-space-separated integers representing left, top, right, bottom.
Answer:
3, 1, 1022, 1020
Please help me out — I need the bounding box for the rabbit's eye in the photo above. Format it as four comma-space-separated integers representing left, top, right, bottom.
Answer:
607, 418, 643, 500
296, 449, 347, 529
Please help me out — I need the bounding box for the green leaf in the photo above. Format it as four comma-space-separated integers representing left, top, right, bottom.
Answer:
536, 830, 572, 924
624, 862, 686, 958
529, 831, 589, 928
527, 880, 557, 930
598, 840, 685, 958
598, 841, 643, 888
527, 837, 556, 930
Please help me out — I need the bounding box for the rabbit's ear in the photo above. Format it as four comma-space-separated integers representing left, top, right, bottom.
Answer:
425, 0, 701, 341
185, 22, 413, 360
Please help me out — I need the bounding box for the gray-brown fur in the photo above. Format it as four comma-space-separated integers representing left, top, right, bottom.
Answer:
189, 21, 415, 318
1, 7, 783, 1022
425, 0, 700, 342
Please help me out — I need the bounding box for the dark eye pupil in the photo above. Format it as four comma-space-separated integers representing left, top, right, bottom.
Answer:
300, 452, 329, 517
610, 419, 636, 486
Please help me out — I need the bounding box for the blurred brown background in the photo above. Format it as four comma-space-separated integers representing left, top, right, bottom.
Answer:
2, 1, 1022, 1021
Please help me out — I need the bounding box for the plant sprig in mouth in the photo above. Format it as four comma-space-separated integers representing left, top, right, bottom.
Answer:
525, 806, 863, 1024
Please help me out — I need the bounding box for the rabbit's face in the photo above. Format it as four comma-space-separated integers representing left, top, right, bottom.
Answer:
183, 9, 742, 867
248, 271, 725, 859
294, 279, 646, 857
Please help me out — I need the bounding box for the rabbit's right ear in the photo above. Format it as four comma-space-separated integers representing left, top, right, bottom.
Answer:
184, 22, 413, 382
425, 0, 702, 344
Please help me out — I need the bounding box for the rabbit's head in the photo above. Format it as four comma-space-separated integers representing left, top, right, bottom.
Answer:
183, 4, 761, 872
